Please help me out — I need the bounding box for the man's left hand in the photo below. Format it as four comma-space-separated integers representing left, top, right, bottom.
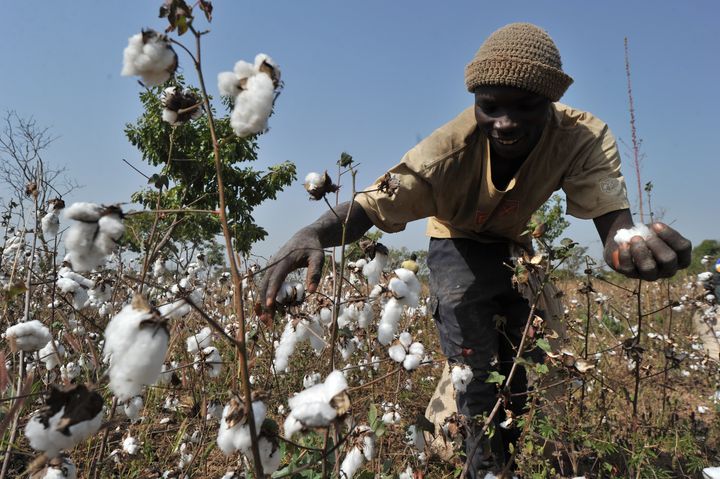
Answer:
604, 222, 692, 281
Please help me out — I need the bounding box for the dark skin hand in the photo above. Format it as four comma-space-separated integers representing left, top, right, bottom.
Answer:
594, 209, 692, 281
257, 201, 373, 316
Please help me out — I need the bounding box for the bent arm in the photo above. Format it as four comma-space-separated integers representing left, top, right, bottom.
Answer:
259, 201, 374, 310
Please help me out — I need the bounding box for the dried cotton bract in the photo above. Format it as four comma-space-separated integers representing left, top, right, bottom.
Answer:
218, 54, 282, 137
121, 29, 177, 86
103, 296, 169, 401
64, 203, 124, 272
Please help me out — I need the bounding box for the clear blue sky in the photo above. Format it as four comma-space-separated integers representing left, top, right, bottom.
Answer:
1, 1, 717, 261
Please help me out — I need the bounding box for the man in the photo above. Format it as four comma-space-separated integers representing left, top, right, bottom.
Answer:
259, 23, 691, 475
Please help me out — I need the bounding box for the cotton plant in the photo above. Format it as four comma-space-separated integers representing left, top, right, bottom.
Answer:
24, 384, 104, 459
304, 171, 339, 200
103, 295, 169, 401
387, 331, 426, 371
284, 370, 350, 438
217, 53, 282, 137
121, 29, 178, 86
5, 320, 52, 353
64, 203, 125, 272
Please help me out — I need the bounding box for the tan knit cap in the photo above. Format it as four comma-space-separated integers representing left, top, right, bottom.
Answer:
465, 23, 573, 101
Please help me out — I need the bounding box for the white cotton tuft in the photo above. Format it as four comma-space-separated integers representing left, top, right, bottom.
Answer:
6, 320, 52, 352
403, 354, 422, 371
217, 400, 266, 455
284, 370, 348, 437
388, 344, 407, 363
388, 278, 410, 301
399, 332, 413, 348
409, 342, 425, 356
103, 300, 168, 401
123, 436, 140, 455
39, 341, 65, 370
613, 223, 654, 245
230, 73, 275, 137
64, 203, 124, 272
357, 303, 373, 329
377, 298, 402, 345
121, 30, 177, 86
41, 456, 77, 479
195, 346, 222, 378
339, 447, 365, 479
274, 319, 299, 373
363, 252, 388, 287
257, 435, 282, 474
41, 210, 60, 238
24, 407, 103, 458
123, 396, 144, 422
451, 364, 474, 393
186, 326, 213, 353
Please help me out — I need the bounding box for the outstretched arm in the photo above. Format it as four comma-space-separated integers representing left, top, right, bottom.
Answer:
594, 208, 691, 281
258, 201, 374, 312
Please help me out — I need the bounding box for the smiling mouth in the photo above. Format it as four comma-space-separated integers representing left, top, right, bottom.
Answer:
494, 137, 521, 146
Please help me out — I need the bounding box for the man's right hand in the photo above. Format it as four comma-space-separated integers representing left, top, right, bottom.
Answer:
257, 227, 326, 316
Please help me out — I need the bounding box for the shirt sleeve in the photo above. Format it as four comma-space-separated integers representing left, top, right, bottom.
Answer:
354, 156, 437, 233
561, 125, 630, 219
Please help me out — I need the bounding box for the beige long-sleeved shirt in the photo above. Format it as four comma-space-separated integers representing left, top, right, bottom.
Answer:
355, 103, 629, 245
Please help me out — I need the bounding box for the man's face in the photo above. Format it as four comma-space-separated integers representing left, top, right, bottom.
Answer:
474, 86, 551, 161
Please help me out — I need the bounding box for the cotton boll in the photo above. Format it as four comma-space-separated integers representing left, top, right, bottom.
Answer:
399, 332, 413, 348
381, 411, 400, 424
186, 327, 213, 353
362, 433, 376, 460
377, 298, 402, 346
230, 73, 275, 137
357, 303, 373, 329
6, 320, 52, 352
195, 346, 222, 378
451, 364, 474, 393
25, 407, 103, 458
123, 396, 144, 422
283, 415, 303, 439
162, 109, 178, 124
408, 342, 425, 357
39, 341, 65, 370
388, 344, 407, 363
217, 400, 266, 455
121, 30, 177, 86
389, 278, 410, 302
103, 297, 169, 401
257, 435, 281, 474
403, 354, 422, 371
339, 447, 365, 479
274, 320, 299, 373
363, 253, 388, 287
613, 223, 654, 244
41, 211, 60, 238
39, 456, 77, 479
377, 322, 396, 347
319, 307, 333, 326
65, 202, 104, 222
117, 437, 139, 456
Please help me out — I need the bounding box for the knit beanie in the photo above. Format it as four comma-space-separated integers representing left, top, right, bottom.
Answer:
464, 23, 573, 101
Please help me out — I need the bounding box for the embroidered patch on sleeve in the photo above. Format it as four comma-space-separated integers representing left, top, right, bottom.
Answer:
599, 177, 621, 195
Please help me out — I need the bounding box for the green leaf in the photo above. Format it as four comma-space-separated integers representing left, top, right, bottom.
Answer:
337, 151, 354, 168
535, 363, 550, 375
536, 338, 552, 353
486, 371, 506, 384
368, 403, 377, 427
